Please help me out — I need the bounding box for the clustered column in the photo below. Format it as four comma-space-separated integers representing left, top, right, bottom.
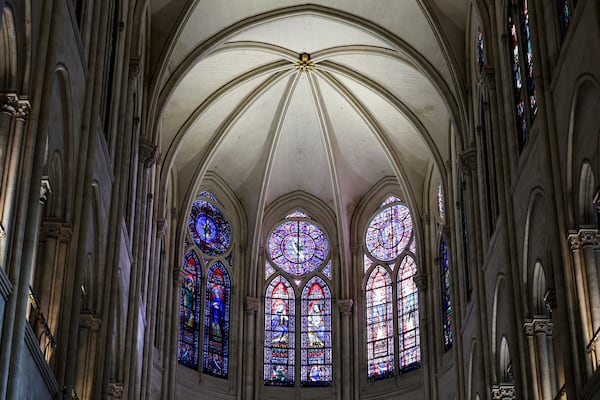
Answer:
524, 319, 553, 399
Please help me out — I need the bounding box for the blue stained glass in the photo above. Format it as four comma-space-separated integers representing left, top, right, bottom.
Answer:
265, 262, 276, 280
188, 200, 231, 257
509, 13, 527, 147
268, 220, 329, 276
437, 184, 445, 220
364, 254, 374, 274
203, 262, 231, 378
477, 31, 485, 74
366, 204, 412, 262
264, 276, 295, 386
381, 196, 401, 207
520, 0, 538, 121
441, 240, 453, 351
397, 256, 421, 371
557, 0, 570, 37
286, 210, 310, 219
179, 251, 202, 368
198, 190, 218, 203
322, 260, 332, 280
366, 266, 394, 381
301, 277, 332, 386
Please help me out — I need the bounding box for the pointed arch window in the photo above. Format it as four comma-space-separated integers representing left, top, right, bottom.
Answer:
364, 197, 420, 381
264, 211, 332, 387
178, 191, 233, 379
440, 240, 453, 351
203, 262, 231, 377
557, 0, 571, 38
476, 31, 485, 74
508, 0, 538, 149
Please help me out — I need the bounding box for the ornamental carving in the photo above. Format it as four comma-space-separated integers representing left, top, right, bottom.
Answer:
15, 100, 31, 120
567, 233, 581, 251
80, 313, 102, 331
105, 382, 124, 399
491, 384, 516, 400
337, 299, 353, 316
523, 318, 553, 336
40, 220, 72, 241
459, 148, 478, 175
0, 93, 18, 114
579, 229, 600, 248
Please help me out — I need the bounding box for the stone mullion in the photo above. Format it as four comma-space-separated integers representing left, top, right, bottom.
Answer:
337, 299, 353, 400
243, 297, 258, 400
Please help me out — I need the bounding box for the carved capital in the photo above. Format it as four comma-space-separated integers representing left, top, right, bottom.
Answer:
459, 148, 478, 175
491, 384, 516, 400
139, 139, 158, 169
80, 312, 102, 331
105, 382, 124, 399
129, 58, 141, 79
567, 232, 581, 251
40, 220, 72, 241
40, 177, 52, 206
579, 229, 600, 248
245, 297, 259, 313
337, 299, 353, 316
413, 273, 428, 292
156, 218, 167, 239
524, 318, 553, 336
0, 93, 18, 114
15, 100, 31, 120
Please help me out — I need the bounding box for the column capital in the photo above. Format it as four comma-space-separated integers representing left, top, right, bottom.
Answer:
459, 148, 478, 174
105, 382, 124, 399
567, 232, 581, 251
491, 384, 515, 400
40, 220, 72, 241
245, 297, 259, 313
337, 299, 353, 316
80, 312, 102, 331
523, 318, 553, 336
139, 139, 158, 169
579, 229, 600, 248
15, 99, 31, 120
0, 93, 18, 114
413, 272, 428, 292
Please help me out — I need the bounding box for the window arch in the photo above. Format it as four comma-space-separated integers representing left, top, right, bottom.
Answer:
557, 0, 572, 38
178, 191, 233, 378
508, 0, 538, 149
363, 196, 420, 381
263, 211, 332, 387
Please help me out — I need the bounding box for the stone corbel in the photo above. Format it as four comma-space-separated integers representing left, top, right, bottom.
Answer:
105, 382, 124, 399
337, 299, 353, 316
0, 93, 19, 115
244, 297, 259, 314
40, 177, 52, 206
523, 318, 553, 336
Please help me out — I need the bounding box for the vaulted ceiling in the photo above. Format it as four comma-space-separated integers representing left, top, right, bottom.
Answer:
149, 1, 469, 232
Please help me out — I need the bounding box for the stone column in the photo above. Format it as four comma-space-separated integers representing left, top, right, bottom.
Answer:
0, 94, 17, 196
243, 297, 258, 400
337, 299, 353, 400
525, 319, 554, 400
523, 321, 541, 400
580, 230, 600, 334
567, 233, 594, 377
76, 313, 102, 400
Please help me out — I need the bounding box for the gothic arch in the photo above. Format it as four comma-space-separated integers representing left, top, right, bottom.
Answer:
491, 273, 506, 383
522, 188, 547, 317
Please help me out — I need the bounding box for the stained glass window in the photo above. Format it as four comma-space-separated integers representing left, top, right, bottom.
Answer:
286, 210, 310, 219
366, 266, 394, 381
364, 254, 374, 274
264, 276, 295, 386
265, 262, 276, 280
437, 183, 445, 221
365, 205, 412, 262
509, 12, 527, 147
440, 240, 453, 351
477, 31, 485, 74
268, 220, 328, 276
381, 196, 401, 207
557, 0, 570, 37
179, 251, 202, 368
409, 239, 416, 255
198, 190, 218, 203
520, 0, 537, 121
203, 262, 231, 377
397, 256, 420, 371
322, 261, 332, 280
301, 277, 332, 386
188, 200, 231, 256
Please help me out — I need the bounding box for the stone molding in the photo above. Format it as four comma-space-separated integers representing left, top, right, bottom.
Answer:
568, 229, 600, 250
244, 297, 259, 313
491, 384, 515, 400
80, 312, 102, 331
337, 299, 353, 316
139, 139, 158, 169
40, 220, 73, 241
523, 318, 553, 336
105, 382, 124, 399
0, 93, 18, 114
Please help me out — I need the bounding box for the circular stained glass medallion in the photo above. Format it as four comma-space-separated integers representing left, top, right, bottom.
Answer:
365, 204, 412, 262
268, 220, 328, 276
188, 200, 231, 256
